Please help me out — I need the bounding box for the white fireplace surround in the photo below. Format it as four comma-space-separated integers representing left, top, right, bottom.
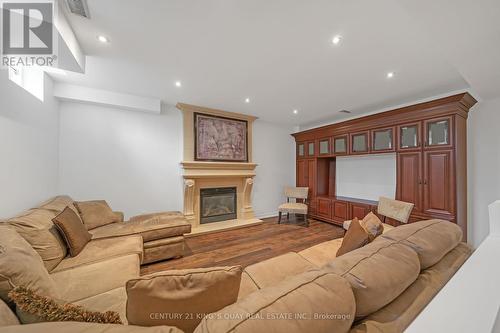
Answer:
177, 103, 263, 235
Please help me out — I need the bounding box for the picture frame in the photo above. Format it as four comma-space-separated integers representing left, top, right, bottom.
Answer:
194, 112, 248, 162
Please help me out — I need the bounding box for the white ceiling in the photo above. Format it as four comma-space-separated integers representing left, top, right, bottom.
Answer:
48, 0, 500, 126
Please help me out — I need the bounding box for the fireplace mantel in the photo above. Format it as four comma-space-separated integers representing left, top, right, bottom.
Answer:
181, 161, 257, 178
177, 103, 262, 235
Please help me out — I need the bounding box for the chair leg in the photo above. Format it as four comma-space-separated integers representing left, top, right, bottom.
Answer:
304, 214, 309, 226
287, 213, 290, 221
278, 212, 282, 223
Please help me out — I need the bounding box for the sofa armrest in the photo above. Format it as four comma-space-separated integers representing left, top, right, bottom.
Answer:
113, 211, 125, 223
50, 254, 140, 302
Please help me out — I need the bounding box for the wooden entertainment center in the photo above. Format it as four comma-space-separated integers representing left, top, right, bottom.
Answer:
292, 93, 477, 238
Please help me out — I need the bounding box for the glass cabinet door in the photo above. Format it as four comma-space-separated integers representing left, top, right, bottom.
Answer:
319, 138, 330, 155
372, 128, 393, 151
426, 118, 451, 147
351, 132, 368, 153
297, 143, 305, 157
398, 122, 421, 150
307, 141, 315, 156
333, 136, 348, 155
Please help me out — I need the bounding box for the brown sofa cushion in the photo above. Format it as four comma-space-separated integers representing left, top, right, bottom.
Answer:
89, 216, 191, 242
243, 252, 316, 289
0, 226, 59, 302
337, 218, 371, 257
351, 242, 473, 333
327, 238, 420, 318
194, 269, 356, 333
38, 195, 76, 214
74, 200, 119, 230
8, 286, 122, 324
298, 238, 343, 267
126, 266, 242, 333
7, 209, 68, 271
380, 219, 463, 269
52, 207, 91, 257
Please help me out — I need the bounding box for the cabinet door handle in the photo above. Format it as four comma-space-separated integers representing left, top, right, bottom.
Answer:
418, 179, 422, 185
424, 180, 428, 185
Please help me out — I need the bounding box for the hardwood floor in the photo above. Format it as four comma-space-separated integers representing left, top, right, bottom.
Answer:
141, 216, 344, 275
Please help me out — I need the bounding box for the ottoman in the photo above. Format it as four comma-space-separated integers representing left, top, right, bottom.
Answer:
90, 211, 192, 264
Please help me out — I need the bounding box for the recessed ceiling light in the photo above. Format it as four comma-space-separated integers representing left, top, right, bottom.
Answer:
293, 109, 298, 114
175, 81, 182, 87
332, 35, 342, 45
245, 98, 250, 103
97, 35, 109, 43
387, 72, 395, 78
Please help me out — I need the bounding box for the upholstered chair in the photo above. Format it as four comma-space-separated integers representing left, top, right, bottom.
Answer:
278, 187, 309, 225
343, 197, 414, 230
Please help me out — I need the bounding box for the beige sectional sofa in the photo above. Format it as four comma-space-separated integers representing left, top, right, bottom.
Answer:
0, 198, 472, 333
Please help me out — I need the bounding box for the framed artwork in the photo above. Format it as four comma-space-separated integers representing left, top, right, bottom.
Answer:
194, 112, 248, 162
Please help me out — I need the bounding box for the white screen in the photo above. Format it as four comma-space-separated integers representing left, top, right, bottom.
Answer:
335, 153, 396, 201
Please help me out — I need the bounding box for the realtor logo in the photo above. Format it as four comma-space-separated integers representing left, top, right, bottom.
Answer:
1, 0, 57, 67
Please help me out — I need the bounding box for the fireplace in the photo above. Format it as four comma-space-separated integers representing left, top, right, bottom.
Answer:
200, 187, 237, 224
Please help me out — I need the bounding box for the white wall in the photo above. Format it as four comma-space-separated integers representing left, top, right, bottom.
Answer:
58, 102, 184, 218
467, 97, 500, 247
335, 154, 397, 201
58, 102, 296, 219
0, 70, 60, 218
252, 120, 296, 217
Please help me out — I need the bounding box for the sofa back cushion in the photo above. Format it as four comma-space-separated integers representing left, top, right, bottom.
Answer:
74, 200, 119, 230
7, 209, 67, 271
0, 298, 19, 326
380, 219, 462, 269
327, 239, 420, 318
0, 226, 59, 302
37, 196, 75, 213
126, 266, 242, 333
194, 269, 355, 333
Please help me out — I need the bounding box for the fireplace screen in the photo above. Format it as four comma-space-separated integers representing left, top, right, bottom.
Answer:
200, 187, 237, 224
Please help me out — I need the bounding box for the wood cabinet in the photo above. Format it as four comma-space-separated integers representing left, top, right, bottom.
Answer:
349, 202, 372, 220
293, 93, 476, 238
317, 197, 332, 219
397, 152, 422, 213
350, 131, 369, 154
332, 199, 349, 224
423, 150, 454, 217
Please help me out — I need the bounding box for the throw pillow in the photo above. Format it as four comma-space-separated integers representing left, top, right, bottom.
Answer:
74, 200, 118, 230
8, 286, 122, 324
126, 266, 242, 333
0, 226, 59, 302
336, 218, 371, 257
360, 212, 384, 240
52, 206, 92, 257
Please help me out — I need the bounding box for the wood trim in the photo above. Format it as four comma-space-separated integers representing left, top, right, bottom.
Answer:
292, 93, 476, 141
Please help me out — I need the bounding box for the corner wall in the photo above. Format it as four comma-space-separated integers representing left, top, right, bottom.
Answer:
0, 71, 60, 218
57, 102, 296, 219
467, 97, 500, 247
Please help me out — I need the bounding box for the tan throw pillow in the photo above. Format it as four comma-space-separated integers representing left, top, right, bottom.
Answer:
8, 286, 122, 324
52, 207, 91, 257
74, 200, 118, 230
0, 226, 59, 302
360, 212, 384, 240
337, 218, 371, 257
126, 266, 242, 333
